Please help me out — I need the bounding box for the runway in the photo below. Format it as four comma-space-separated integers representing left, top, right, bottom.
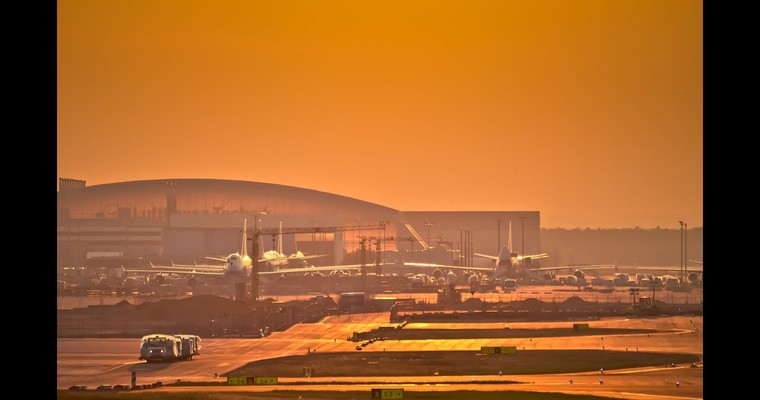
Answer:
57, 313, 702, 399
146, 368, 703, 400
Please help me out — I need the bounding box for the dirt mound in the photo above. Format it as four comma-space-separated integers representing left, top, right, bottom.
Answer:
508, 297, 550, 311
562, 296, 590, 307
133, 295, 249, 319
461, 297, 484, 310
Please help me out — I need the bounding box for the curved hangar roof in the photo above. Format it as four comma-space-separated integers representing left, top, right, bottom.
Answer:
57, 179, 401, 220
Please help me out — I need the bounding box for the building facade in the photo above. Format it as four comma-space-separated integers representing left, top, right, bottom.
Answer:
57, 178, 541, 269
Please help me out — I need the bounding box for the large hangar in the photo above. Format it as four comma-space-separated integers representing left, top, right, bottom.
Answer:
57, 178, 541, 268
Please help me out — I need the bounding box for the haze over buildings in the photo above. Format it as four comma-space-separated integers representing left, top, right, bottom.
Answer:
57, 1, 702, 228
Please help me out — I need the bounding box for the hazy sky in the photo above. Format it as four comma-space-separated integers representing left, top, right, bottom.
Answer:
57, 0, 702, 229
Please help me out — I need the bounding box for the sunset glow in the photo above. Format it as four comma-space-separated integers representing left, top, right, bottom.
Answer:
58, 0, 702, 228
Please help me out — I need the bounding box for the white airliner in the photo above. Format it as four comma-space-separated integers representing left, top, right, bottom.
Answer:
473, 222, 549, 276
612, 261, 703, 284
254, 221, 327, 269
526, 263, 618, 283
127, 220, 576, 290
471, 222, 618, 282
125, 219, 325, 283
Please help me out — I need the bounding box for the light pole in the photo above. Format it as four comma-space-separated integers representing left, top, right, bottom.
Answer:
684, 222, 688, 283
629, 288, 639, 305
519, 216, 526, 275
424, 222, 433, 266
381, 221, 387, 263
519, 215, 526, 255
678, 221, 684, 282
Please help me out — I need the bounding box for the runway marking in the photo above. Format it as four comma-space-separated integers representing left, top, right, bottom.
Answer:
617, 392, 702, 400
101, 361, 141, 373
217, 362, 230, 367
611, 366, 700, 374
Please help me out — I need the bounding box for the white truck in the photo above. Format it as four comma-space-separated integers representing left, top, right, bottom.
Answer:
173, 334, 202, 360
139, 334, 201, 362
138, 334, 183, 362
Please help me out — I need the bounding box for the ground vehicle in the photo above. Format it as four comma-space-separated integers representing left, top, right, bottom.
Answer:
173, 334, 202, 360
501, 279, 517, 291
338, 292, 366, 312
663, 276, 681, 291
138, 334, 182, 362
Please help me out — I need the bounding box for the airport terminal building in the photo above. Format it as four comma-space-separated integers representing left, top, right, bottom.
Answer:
57, 178, 541, 269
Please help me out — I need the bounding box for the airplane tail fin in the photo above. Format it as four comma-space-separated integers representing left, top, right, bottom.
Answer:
497, 246, 513, 269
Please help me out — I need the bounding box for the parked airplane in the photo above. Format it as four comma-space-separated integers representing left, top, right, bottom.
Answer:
255, 222, 327, 269
526, 263, 617, 283
473, 222, 549, 277
125, 219, 324, 284
616, 262, 703, 284
126, 220, 588, 291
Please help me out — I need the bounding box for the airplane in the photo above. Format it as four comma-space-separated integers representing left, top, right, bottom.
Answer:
124, 219, 325, 284
131, 248, 496, 288
470, 223, 617, 283
525, 263, 617, 283
473, 222, 550, 278
256, 231, 604, 288
213, 221, 326, 270
125, 220, 593, 291
613, 262, 703, 284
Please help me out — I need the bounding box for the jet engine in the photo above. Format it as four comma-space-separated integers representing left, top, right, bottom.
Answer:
688, 272, 702, 284
468, 273, 480, 294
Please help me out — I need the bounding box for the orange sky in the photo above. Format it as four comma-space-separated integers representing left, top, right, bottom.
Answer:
57, 0, 702, 229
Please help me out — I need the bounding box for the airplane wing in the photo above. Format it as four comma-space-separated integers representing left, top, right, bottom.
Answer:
623, 265, 703, 273
258, 259, 495, 276
124, 267, 225, 276
527, 264, 617, 272
288, 253, 328, 261
259, 255, 288, 264
517, 253, 550, 261
473, 252, 499, 261
474, 252, 550, 261
258, 265, 364, 275
150, 261, 224, 271
399, 262, 495, 272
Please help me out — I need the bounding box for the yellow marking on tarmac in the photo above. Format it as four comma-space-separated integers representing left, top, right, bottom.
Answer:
101, 361, 141, 373
617, 392, 702, 400
611, 366, 700, 375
